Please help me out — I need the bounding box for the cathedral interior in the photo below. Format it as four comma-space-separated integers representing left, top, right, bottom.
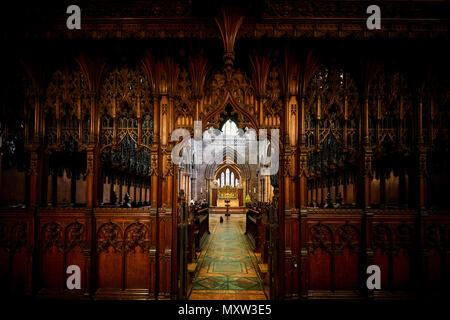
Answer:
0, 0, 449, 303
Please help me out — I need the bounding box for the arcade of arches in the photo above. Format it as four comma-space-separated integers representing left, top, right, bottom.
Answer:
1, 1, 450, 301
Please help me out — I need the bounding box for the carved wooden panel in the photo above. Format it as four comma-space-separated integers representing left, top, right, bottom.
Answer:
370, 209, 417, 295
305, 210, 363, 297
0, 208, 33, 295
158, 214, 173, 299
93, 207, 156, 299
37, 208, 90, 298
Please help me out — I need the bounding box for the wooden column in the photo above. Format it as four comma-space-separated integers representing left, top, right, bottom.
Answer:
298, 93, 308, 209
359, 95, 372, 208
85, 149, 95, 207
417, 97, 427, 209
284, 154, 290, 207
150, 152, 158, 206
298, 153, 307, 209
28, 150, 40, 207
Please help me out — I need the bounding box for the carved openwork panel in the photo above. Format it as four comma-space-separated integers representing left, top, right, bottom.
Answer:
100, 68, 151, 115
0, 119, 27, 172
370, 71, 412, 151
117, 105, 139, 144
98, 68, 153, 180
141, 110, 154, 147
44, 68, 90, 149
99, 67, 153, 148
100, 114, 114, 146
305, 66, 358, 176
266, 66, 281, 105
203, 68, 255, 126
101, 132, 152, 178
174, 68, 194, 128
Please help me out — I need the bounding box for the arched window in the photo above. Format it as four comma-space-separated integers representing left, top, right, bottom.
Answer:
222, 119, 238, 136
216, 166, 240, 188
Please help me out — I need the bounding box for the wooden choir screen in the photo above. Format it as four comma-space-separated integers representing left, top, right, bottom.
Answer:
0, 208, 33, 295
0, 205, 449, 299
280, 208, 450, 299
0, 206, 179, 299
37, 207, 91, 297
93, 208, 157, 299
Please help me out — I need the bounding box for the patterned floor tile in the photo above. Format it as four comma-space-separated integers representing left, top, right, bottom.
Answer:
189, 214, 267, 300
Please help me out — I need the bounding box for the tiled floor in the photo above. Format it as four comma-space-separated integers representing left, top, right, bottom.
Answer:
189, 214, 268, 300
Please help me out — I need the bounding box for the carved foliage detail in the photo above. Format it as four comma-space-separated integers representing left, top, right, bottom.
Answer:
372, 223, 392, 254
97, 221, 123, 253
65, 220, 86, 253
124, 221, 150, 253
335, 223, 360, 253
308, 222, 332, 254
42, 221, 63, 253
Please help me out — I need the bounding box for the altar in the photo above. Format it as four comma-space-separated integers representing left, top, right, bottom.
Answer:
211, 186, 244, 207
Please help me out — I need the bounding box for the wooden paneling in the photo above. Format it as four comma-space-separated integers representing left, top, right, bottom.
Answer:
291, 208, 450, 299
369, 209, 417, 296
0, 208, 33, 296
157, 213, 172, 299
1, 206, 449, 299
37, 207, 91, 298
304, 209, 363, 297
93, 207, 157, 299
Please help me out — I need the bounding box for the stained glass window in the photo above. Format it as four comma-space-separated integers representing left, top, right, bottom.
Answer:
226, 168, 230, 185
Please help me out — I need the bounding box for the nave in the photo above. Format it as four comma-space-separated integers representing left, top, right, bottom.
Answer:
189, 214, 267, 300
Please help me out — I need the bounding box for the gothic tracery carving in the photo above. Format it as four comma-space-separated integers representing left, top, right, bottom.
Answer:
97, 221, 123, 253
65, 220, 86, 253
42, 221, 63, 253
308, 222, 333, 254
124, 221, 150, 253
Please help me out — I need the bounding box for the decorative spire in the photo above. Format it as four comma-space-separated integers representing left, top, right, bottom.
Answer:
249, 51, 271, 99
189, 53, 209, 100
215, 7, 244, 70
